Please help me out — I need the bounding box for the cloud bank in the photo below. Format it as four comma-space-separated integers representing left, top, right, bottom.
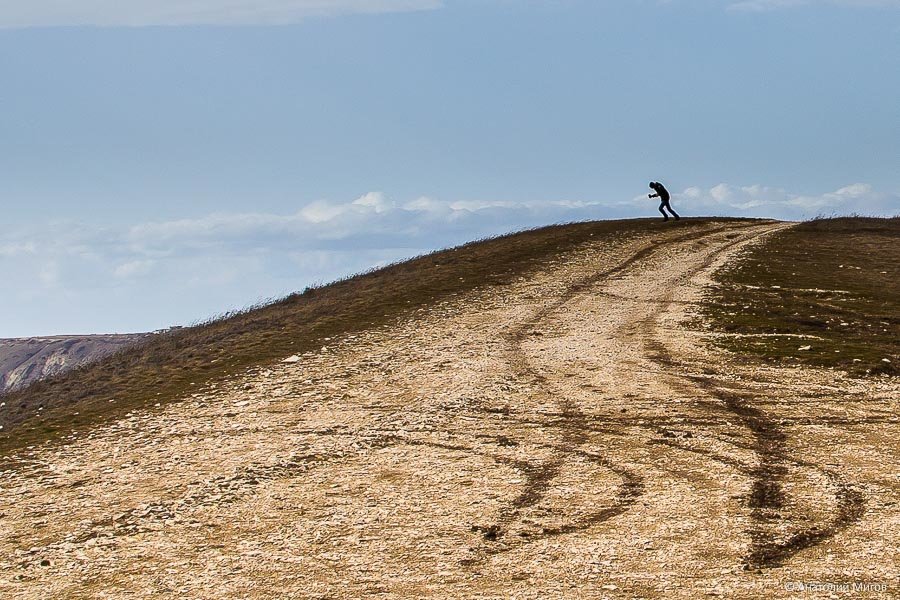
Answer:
0, 0, 442, 28
1, 184, 896, 336
665, 183, 898, 218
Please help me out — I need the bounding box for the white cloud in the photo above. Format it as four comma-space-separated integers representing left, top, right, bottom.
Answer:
0, 242, 36, 258
352, 191, 396, 213
0, 0, 442, 28
121, 192, 612, 255
114, 259, 156, 278
37, 261, 60, 287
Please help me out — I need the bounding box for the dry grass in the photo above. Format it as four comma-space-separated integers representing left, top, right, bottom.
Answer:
703, 217, 899, 376
1, 217, 735, 457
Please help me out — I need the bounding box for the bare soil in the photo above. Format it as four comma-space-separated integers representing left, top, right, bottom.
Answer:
1, 220, 897, 598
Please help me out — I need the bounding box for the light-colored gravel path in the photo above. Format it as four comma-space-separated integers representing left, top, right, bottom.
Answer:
1, 220, 897, 599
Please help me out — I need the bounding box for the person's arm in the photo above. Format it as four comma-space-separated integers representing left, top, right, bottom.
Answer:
648, 193, 659, 198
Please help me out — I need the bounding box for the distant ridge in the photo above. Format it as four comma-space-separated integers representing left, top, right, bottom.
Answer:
0, 334, 149, 394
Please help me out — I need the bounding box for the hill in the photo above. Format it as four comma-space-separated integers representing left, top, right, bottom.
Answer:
0, 217, 897, 599
0, 217, 721, 452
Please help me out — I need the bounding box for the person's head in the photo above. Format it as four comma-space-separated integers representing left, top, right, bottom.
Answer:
649, 181, 657, 190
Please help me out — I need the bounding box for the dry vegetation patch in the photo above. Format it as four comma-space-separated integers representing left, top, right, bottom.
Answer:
703, 217, 899, 377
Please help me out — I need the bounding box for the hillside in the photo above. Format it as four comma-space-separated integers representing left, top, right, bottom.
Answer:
0, 335, 149, 394
0, 217, 717, 452
1, 218, 897, 599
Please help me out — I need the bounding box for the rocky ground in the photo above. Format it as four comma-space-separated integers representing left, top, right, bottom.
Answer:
0, 221, 896, 598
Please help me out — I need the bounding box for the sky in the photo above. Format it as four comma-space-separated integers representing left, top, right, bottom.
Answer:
1, 0, 898, 337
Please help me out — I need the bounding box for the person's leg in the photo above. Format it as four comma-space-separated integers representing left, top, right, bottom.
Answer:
659, 202, 669, 221
665, 202, 680, 220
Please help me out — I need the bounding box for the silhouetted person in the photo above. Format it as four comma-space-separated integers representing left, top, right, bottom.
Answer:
649, 181, 680, 221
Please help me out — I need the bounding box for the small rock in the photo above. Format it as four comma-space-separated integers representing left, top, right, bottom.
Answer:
282, 355, 301, 364
40, 559, 50, 567
798, 345, 812, 351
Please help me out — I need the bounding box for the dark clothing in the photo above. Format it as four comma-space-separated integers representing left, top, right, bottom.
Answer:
650, 182, 679, 221
653, 184, 670, 203
659, 200, 680, 221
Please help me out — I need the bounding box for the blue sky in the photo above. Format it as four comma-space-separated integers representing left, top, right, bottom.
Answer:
1, 0, 898, 336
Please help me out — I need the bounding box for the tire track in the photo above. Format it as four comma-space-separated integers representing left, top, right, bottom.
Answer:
685, 376, 865, 570
465, 223, 760, 561
637, 232, 867, 570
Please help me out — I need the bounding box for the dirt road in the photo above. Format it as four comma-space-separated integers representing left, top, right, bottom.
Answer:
2, 220, 897, 598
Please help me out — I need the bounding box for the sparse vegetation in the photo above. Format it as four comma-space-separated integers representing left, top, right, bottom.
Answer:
1, 217, 725, 457
703, 217, 899, 376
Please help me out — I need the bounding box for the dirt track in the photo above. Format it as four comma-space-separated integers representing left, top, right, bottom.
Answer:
2, 220, 897, 598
